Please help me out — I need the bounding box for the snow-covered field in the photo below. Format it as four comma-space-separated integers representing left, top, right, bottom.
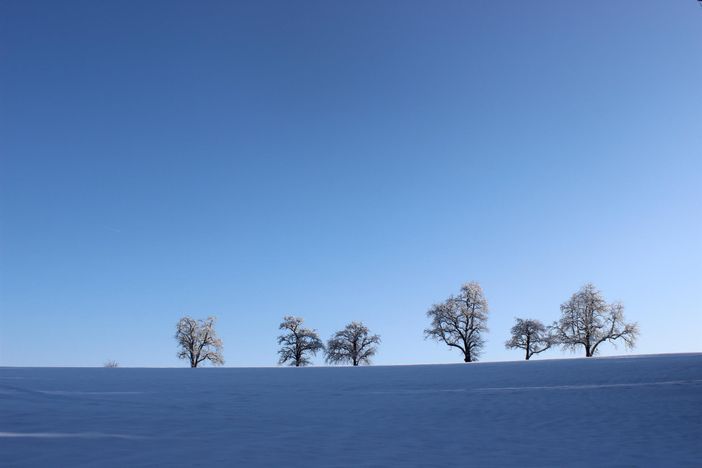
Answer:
1, 353, 700, 467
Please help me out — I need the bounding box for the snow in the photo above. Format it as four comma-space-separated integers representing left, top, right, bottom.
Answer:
1, 353, 700, 467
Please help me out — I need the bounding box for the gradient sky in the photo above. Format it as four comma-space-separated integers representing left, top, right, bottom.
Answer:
1, 1, 700, 367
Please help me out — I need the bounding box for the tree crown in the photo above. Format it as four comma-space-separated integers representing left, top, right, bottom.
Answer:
277, 316, 324, 366
326, 321, 381, 366
553, 283, 638, 356
424, 281, 489, 362
175, 316, 224, 367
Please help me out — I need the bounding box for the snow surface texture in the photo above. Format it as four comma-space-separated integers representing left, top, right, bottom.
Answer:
1, 353, 700, 467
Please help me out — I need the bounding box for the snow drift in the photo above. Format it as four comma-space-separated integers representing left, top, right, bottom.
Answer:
1, 353, 700, 466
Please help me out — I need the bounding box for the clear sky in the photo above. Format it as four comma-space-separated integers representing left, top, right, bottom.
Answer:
1, 1, 700, 367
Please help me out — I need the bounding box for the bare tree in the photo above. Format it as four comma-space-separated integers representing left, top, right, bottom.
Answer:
103, 360, 119, 368
326, 322, 381, 366
277, 316, 324, 367
175, 316, 225, 368
505, 318, 553, 360
552, 283, 639, 357
425, 281, 489, 362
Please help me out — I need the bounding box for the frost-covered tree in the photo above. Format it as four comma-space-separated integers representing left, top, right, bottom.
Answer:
103, 360, 119, 368
175, 316, 225, 368
425, 281, 489, 362
277, 316, 324, 367
325, 322, 381, 366
552, 283, 639, 357
505, 318, 553, 360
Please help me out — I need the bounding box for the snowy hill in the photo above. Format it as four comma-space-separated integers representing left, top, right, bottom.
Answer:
1, 353, 700, 467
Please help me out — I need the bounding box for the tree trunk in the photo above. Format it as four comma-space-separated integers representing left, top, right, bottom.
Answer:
585, 345, 592, 357
525, 348, 530, 360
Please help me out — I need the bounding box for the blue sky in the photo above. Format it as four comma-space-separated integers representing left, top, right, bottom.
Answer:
1, 1, 700, 367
